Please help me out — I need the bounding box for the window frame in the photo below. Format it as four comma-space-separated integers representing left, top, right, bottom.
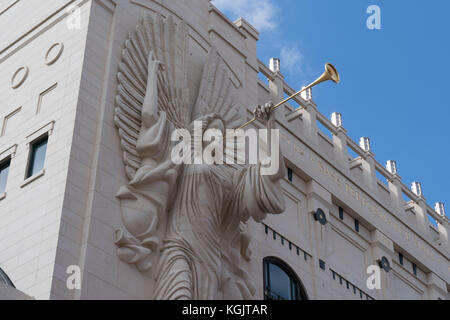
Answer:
0, 144, 17, 200
21, 121, 55, 188
25, 135, 48, 179
263, 257, 308, 300
0, 157, 11, 197
354, 219, 360, 232
287, 168, 293, 182
338, 206, 344, 220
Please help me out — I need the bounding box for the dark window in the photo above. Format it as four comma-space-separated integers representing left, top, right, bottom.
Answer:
319, 259, 326, 270
338, 207, 344, 220
287, 168, 293, 182
412, 263, 417, 276
399, 253, 404, 266
0, 158, 11, 195
264, 257, 307, 300
354, 219, 360, 232
26, 136, 48, 178
0, 267, 15, 288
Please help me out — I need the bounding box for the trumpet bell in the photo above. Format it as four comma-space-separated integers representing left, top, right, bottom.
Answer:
325, 63, 340, 84
306, 63, 340, 90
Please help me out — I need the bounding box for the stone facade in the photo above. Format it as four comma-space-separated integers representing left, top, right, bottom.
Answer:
0, 0, 448, 300
0, 283, 33, 300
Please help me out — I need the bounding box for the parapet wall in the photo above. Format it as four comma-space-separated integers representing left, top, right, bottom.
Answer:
254, 57, 450, 285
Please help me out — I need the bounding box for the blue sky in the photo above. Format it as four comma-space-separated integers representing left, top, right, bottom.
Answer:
212, 0, 450, 215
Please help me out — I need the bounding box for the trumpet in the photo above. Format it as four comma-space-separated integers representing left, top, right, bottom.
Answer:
234, 63, 340, 132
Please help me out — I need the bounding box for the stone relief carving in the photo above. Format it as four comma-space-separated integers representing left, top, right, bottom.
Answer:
114, 13, 286, 300
11, 66, 28, 89
45, 42, 64, 65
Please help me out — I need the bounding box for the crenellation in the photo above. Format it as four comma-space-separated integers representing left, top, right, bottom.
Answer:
435, 202, 446, 218
260, 55, 450, 256
269, 57, 280, 73
331, 112, 343, 128
386, 160, 398, 175
301, 86, 312, 101
411, 182, 423, 198
359, 137, 371, 153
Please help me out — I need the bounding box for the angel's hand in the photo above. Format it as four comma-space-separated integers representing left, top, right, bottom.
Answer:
147, 51, 165, 72
254, 101, 285, 181
253, 101, 275, 127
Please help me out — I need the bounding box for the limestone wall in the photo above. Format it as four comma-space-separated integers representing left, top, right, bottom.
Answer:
0, 0, 92, 299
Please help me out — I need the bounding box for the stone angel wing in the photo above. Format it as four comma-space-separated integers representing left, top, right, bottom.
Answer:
114, 13, 191, 272
192, 47, 241, 129
115, 13, 191, 181
192, 48, 244, 165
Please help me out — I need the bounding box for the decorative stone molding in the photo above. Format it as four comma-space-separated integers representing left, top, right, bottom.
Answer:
25, 120, 55, 147
37, 83, 58, 114
20, 169, 45, 188
11, 66, 29, 89
1, 107, 22, 136
0, 0, 19, 16
0, 144, 18, 161
45, 43, 64, 65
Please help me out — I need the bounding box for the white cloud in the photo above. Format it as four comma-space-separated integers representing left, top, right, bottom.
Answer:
212, 1, 305, 76
280, 46, 303, 74
212, 0, 279, 31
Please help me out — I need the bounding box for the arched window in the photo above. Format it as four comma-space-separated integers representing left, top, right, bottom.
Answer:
263, 257, 307, 300
0, 267, 15, 288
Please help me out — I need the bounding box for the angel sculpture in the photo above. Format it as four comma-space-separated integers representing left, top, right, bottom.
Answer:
114, 13, 286, 300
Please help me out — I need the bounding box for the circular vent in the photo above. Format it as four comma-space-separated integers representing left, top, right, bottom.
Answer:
378, 257, 391, 272
314, 208, 328, 225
